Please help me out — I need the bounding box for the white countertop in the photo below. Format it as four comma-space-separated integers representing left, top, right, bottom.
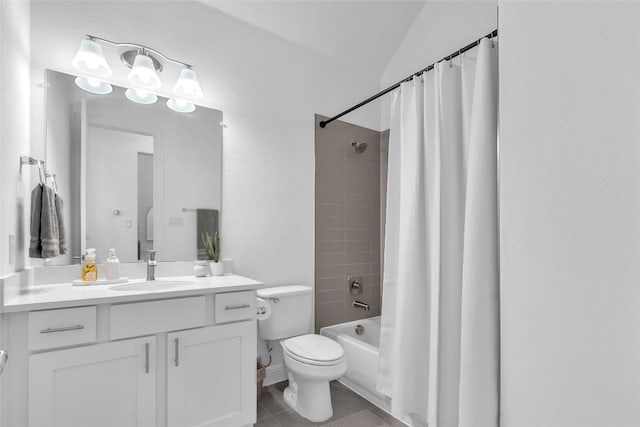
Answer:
1, 274, 264, 313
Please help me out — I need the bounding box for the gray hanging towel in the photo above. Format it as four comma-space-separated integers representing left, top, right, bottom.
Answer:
29, 184, 43, 258
40, 185, 60, 258
55, 193, 67, 255
196, 209, 218, 259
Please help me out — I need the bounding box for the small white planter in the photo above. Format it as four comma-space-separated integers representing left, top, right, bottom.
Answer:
210, 261, 224, 276
193, 260, 210, 277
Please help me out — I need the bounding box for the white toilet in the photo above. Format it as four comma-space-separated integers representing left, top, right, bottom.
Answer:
257, 285, 347, 422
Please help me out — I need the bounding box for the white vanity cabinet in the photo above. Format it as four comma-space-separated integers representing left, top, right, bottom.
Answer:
167, 320, 256, 427
1, 284, 260, 427
29, 337, 156, 427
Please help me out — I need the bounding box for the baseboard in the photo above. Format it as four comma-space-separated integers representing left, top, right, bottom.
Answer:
264, 363, 286, 386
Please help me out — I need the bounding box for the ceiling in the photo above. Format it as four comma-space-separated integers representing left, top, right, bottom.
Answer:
198, 0, 427, 76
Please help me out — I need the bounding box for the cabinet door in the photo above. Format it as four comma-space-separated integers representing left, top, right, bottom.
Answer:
29, 337, 156, 427
167, 321, 256, 427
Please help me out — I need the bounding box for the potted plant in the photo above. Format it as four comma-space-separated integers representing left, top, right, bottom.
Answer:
201, 231, 223, 276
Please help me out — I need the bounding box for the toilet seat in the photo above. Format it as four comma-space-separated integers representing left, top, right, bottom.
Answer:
282, 334, 344, 366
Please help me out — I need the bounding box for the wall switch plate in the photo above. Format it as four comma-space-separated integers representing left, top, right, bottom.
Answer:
8, 233, 16, 264
168, 216, 184, 226
347, 275, 363, 295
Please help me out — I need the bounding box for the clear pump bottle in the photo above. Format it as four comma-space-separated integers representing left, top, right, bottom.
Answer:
105, 248, 121, 280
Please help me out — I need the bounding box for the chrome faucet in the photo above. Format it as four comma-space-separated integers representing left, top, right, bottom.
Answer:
352, 300, 370, 311
146, 250, 157, 281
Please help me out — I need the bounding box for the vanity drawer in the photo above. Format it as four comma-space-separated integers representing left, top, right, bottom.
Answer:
215, 291, 256, 323
110, 296, 206, 339
28, 306, 97, 351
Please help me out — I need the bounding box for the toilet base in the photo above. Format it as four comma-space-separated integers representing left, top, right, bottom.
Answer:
284, 372, 333, 422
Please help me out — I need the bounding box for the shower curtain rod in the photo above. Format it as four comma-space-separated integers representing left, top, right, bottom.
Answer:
319, 29, 498, 128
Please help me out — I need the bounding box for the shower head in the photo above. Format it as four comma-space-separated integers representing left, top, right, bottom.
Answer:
351, 140, 367, 153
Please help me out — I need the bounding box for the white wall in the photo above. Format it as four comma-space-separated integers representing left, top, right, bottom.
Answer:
24, 1, 382, 288
0, 0, 31, 276
499, 2, 640, 426
379, 0, 497, 129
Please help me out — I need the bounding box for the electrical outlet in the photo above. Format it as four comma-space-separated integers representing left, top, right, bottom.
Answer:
8, 233, 16, 264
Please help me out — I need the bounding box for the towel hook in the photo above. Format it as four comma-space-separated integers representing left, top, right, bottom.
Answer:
37, 162, 45, 185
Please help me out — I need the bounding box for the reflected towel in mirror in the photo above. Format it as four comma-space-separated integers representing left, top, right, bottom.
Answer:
55, 193, 67, 255
29, 184, 43, 258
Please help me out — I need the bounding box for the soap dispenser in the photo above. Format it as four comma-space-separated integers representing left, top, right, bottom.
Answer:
82, 248, 98, 282
105, 248, 120, 280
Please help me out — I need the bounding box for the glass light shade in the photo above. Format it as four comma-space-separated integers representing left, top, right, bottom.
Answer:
71, 39, 112, 77
125, 88, 158, 104
173, 67, 203, 98
74, 76, 113, 95
127, 54, 162, 89
167, 98, 196, 113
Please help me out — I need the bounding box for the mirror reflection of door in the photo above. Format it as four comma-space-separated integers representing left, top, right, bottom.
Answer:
137, 153, 154, 260
86, 126, 153, 263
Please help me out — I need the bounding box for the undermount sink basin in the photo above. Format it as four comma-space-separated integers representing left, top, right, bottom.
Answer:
110, 280, 192, 292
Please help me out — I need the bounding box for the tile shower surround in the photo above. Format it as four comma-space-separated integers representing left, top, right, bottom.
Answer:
315, 115, 382, 332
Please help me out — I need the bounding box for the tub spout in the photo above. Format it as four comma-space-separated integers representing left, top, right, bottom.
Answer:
352, 300, 370, 311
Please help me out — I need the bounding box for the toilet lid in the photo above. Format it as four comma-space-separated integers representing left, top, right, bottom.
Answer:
282, 334, 344, 363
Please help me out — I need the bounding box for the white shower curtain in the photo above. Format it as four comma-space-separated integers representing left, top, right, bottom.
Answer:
378, 38, 498, 427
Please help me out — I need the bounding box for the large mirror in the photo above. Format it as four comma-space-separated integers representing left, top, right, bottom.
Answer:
39, 70, 222, 265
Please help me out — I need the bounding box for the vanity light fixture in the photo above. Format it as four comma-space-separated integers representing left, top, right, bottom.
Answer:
127, 53, 162, 89
173, 67, 203, 99
71, 35, 204, 113
71, 39, 112, 76
74, 76, 113, 95
125, 88, 158, 104
167, 98, 196, 113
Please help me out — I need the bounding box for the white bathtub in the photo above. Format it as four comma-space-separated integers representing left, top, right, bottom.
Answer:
320, 316, 391, 411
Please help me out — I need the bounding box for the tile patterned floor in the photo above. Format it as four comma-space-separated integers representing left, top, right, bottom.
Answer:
255, 381, 405, 426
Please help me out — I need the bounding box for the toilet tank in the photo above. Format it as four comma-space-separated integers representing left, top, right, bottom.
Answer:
257, 285, 312, 340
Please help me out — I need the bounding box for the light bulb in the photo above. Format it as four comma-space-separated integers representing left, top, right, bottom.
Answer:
167, 98, 196, 113
86, 77, 101, 87
74, 76, 113, 95
127, 54, 161, 89
71, 39, 112, 77
125, 88, 158, 104
173, 67, 203, 99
